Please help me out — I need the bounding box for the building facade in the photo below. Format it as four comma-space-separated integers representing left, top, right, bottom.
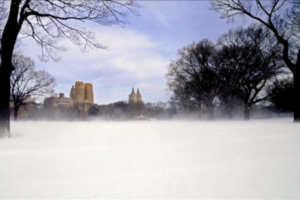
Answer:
44, 81, 94, 113
70, 81, 94, 104
128, 88, 142, 104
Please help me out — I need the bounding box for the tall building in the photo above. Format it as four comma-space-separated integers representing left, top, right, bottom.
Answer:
129, 88, 137, 103
70, 81, 94, 104
45, 81, 94, 114
129, 87, 142, 104
85, 83, 94, 104
137, 88, 142, 102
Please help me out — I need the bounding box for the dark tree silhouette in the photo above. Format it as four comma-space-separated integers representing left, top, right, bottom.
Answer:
215, 25, 285, 120
168, 83, 196, 112
166, 25, 285, 120
267, 77, 294, 112
210, 0, 300, 122
11, 54, 56, 121
0, 0, 139, 134
166, 40, 220, 118
166, 60, 197, 112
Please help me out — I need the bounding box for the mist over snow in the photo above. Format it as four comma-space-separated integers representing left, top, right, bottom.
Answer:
1, 0, 299, 198
0, 119, 299, 199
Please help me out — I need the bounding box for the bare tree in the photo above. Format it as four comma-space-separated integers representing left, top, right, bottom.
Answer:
216, 25, 285, 120
10, 54, 55, 121
0, 0, 139, 133
210, 0, 300, 122
166, 25, 285, 120
166, 61, 196, 112
166, 39, 220, 118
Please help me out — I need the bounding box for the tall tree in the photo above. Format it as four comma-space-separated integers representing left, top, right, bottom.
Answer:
0, 0, 139, 133
166, 39, 220, 118
166, 62, 197, 112
216, 25, 285, 120
11, 54, 56, 121
210, 0, 300, 121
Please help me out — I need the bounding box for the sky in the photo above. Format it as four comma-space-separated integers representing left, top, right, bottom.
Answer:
20, 1, 251, 105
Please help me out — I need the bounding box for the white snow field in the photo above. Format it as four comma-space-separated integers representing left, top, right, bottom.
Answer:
0, 118, 299, 199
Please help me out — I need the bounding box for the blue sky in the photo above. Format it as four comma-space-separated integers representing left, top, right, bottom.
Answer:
21, 1, 250, 105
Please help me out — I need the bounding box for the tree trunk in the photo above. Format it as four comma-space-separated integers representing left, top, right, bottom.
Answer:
294, 50, 300, 122
13, 105, 18, 121
0, 67, 11, 135
206, 103, 215, 120
0, 0, 24, 135
209, 107, 215, 120
244, 104, 251, 121
225, 98, 233, 119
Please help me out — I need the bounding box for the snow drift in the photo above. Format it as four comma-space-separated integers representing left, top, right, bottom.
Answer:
0, 119, 299, 198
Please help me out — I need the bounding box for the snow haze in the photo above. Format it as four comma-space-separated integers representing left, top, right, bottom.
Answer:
0, 119, 300, 198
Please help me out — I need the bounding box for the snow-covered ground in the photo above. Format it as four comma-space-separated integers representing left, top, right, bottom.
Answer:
0, 118, 299, 199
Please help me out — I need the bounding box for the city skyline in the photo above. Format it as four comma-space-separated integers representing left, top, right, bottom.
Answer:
20, 1, 250, 104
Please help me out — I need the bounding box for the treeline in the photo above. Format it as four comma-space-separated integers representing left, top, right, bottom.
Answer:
166, 24, 294, 120
90, 101, 175, 121
15, 101, 176, 121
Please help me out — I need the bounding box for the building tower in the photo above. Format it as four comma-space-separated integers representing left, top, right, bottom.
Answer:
75, 81, 85, 103
70, 82, 94, 104
128, 87, 137, 104
70, 85, 75, 101
137, 88, 142, 103
84, 83, 94, 104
